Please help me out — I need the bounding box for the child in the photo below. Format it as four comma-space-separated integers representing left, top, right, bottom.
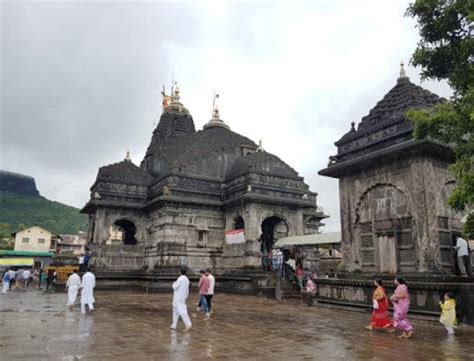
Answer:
439, 293, 457, 335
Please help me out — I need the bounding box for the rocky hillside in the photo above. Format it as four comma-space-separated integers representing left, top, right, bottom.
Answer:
0, 170, 40, 197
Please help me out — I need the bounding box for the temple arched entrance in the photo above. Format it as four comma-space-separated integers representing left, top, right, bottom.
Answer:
114, 219, 137, 245
355, 183, 413, 274
259, 216, 288, 254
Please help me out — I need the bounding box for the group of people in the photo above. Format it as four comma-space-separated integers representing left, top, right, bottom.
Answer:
367, 277, 458, 338
171, 268, 215, 332
2, 268, 32, 293
65, 269, 96, 314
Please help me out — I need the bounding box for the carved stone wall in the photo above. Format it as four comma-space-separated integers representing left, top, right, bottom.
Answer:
339, 155, 462, 274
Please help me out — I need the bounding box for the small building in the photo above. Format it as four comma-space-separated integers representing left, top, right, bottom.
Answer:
0, 250, 54, 271
13, 225, 59, 253
58, 232, 87, 256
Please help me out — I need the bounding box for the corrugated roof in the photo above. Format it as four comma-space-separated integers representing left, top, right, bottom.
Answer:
274, 232, 341, 247
0, 250, 54, 257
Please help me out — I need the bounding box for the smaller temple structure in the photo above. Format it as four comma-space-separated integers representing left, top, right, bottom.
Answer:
319, 62, 463, 275
315, 63, 473, 325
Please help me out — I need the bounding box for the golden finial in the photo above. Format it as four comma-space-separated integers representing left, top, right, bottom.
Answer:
125, 150, 131, 161
399, 60, 408, 79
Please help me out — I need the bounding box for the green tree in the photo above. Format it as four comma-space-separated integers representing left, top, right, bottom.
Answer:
405, 1, 474, 233
0, 223, 14, 250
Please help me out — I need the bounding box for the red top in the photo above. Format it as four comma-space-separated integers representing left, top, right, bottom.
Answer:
198, 275, 210, 295
296, 266, 304, 277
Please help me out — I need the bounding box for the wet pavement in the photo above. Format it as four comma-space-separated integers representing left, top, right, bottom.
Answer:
0, 290, 473, 360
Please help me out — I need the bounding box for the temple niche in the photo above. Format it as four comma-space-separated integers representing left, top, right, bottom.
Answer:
82, 84, 327, 282
319, 63, 463, 275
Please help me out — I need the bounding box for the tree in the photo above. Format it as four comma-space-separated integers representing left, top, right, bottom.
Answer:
405, 0, 474, 235
0, 223, 14, 250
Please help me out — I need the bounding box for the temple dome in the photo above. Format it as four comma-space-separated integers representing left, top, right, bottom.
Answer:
226, 151, 301, 181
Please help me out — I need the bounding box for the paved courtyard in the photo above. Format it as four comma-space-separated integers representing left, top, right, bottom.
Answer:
1, 290, 473, 361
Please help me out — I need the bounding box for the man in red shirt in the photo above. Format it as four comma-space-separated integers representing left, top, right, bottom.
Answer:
197, 269, 210, 320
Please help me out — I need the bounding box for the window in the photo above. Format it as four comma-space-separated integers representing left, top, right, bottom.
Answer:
198, 230, 208, 245
22, 237, 29, 243
38, 238, 45, 244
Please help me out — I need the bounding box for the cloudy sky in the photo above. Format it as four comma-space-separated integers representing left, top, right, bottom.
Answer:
1, 0, 452, 232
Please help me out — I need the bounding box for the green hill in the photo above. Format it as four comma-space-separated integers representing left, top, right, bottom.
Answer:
0, 192, 88, 235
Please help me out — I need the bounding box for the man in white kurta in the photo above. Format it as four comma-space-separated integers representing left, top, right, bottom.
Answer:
81, 270, 96, 314
170, 269, 192, 331
66, 272, 81, 308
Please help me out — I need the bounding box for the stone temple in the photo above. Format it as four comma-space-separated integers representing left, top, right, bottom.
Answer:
319, 64, 463, 275
314, 64, 473, 326
82, 85, 326, 289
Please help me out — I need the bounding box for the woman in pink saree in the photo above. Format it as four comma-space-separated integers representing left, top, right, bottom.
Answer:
390, 277, 414, 339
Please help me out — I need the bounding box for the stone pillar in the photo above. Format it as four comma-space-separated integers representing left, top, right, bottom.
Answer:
340, 178, 358, 271
410, 159, 432, 272
421, 159, 444, 271
245, 203, 260, 242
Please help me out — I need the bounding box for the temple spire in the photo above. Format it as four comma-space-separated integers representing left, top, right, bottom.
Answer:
399, 60, 409, 79
124, 150, 131, 162
212, 91, 220, 119
160, 79, 189, 114
203, 91, 230, 130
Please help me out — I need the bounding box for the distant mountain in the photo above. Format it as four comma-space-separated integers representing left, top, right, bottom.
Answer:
0, 170, 40, 197
0, 192, 88, 235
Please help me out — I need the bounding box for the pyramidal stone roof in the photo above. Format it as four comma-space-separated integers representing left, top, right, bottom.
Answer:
96, 159, 153, 186
319, 69, 448, 177
336, 75, 443, 146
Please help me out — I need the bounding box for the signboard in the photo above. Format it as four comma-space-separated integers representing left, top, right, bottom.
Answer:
0, 258, 34, 267
225, 229, 246, 244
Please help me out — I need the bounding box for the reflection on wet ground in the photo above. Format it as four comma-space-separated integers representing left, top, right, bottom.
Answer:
0, 290, 473, 360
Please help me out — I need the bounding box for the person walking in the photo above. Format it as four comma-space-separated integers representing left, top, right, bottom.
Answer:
197, 269, 210, 320
170, 269, 192, 332
365, 279, 393, 331
205, 268, 215, 315
32, 269, 39, 288
390, 277, 414, 339
7, 269, 16, 291
2, 268, 11, 294
66, 271, 81, 309
46, 269, 57, 293
453, 233, 469, 276
39, 269, 46, 290
15, 268, 23, 290
439, 292, 457, 335
22, 269, 31, 289
80, 269, 96, 314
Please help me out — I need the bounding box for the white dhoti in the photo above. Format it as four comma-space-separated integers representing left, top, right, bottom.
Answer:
2, 282, 9, 294
171, 301, 192, 329
67, 285, 79, 306
170, 275, 192, 329
81, 272, 96, 314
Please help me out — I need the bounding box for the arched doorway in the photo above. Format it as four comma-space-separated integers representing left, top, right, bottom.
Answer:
355, 183, 413, 274
233, 216, 245, 230
259, 216, 288, 253
114, 219, 137, 245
